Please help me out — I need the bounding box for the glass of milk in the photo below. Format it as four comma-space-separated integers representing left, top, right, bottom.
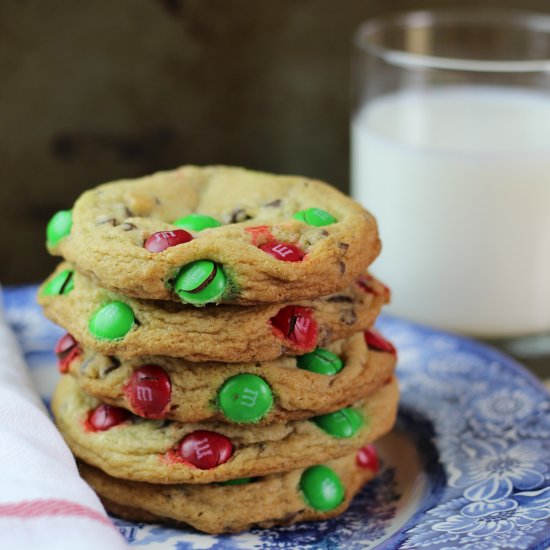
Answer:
352, 9, 550, 355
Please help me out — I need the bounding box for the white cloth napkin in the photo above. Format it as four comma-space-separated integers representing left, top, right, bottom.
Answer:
0, 301, 127, 549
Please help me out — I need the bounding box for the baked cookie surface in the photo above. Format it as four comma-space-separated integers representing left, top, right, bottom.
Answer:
52, 375, 398, 484
61, 330, 396, 425
46, 166, 380, 305
79, 447, 380, 534
39, 265, 389, 362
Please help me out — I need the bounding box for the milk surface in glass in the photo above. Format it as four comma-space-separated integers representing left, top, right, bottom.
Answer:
352, 85, 550, 337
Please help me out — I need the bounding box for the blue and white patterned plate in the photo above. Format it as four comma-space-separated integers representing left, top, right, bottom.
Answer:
3, 285, 550, 549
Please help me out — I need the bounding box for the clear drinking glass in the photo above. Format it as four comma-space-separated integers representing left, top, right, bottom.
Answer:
351, 9, 550, 369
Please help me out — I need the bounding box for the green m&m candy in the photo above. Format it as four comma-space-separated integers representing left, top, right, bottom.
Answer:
312, 407, 363, 438
297, 348, 343, 375
174, 260, 227, 305
293, 208, 337, 227
173, 214, 221, 232
46, 210, 73, 246
300, 465, 344, 511
220, 477, 253, 486
89, 301, 135, 341
41, 269, 75, 296
218, 373, 273, 423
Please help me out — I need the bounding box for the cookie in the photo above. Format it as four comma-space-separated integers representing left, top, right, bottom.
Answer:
78, 445, 380, 534
52, 375, 398, 484
39, 265, 389, 362
46, 166, 380, 305
60, 330, 396, 425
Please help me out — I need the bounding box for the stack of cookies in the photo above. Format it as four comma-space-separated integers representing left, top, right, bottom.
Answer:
38, 166, 398, 534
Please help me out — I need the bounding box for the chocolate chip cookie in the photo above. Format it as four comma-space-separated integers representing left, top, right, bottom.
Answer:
46, 166, 380, 305
39, 264, 389, 362
79, 445, 381, 534
59, 330, 396, 425
52, 375, 398, 484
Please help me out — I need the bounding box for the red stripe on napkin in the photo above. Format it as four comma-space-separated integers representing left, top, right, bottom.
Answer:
0, 499, 114, 526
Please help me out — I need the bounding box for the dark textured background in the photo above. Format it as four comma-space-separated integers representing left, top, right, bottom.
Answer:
2, 0, 550, 283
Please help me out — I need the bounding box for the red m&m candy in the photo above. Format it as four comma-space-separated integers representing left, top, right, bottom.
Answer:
259, 242, 305, 262
87, 404, 130, 432
54, 333, 80, 374
270, 306, 318, 348
144, 230, 193, 253
364, 329, 396, 355
125, 365, 172, 419
178, 430, 233, 470
356, 444, 379, 472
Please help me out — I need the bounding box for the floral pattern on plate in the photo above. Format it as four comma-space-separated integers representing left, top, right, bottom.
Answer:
2, 285, 549, 549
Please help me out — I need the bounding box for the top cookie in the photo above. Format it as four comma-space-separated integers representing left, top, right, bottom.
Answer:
46, 166, 380, 305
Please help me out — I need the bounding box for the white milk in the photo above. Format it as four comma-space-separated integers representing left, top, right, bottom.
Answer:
351, 86, 550, 337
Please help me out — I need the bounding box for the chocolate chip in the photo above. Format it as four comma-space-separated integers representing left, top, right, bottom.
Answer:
326, 295, 353, 303
120, 222, 137, 231
264, 199, 282, 208
338, 261, 346, 274
124, 206, 134, 218
229, 208, 252, 224
340, 308, 357, 325
101, 357, 121, 376
338, 242, 350, 251
319, 229, 329, 237
96, 216, 118, 226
